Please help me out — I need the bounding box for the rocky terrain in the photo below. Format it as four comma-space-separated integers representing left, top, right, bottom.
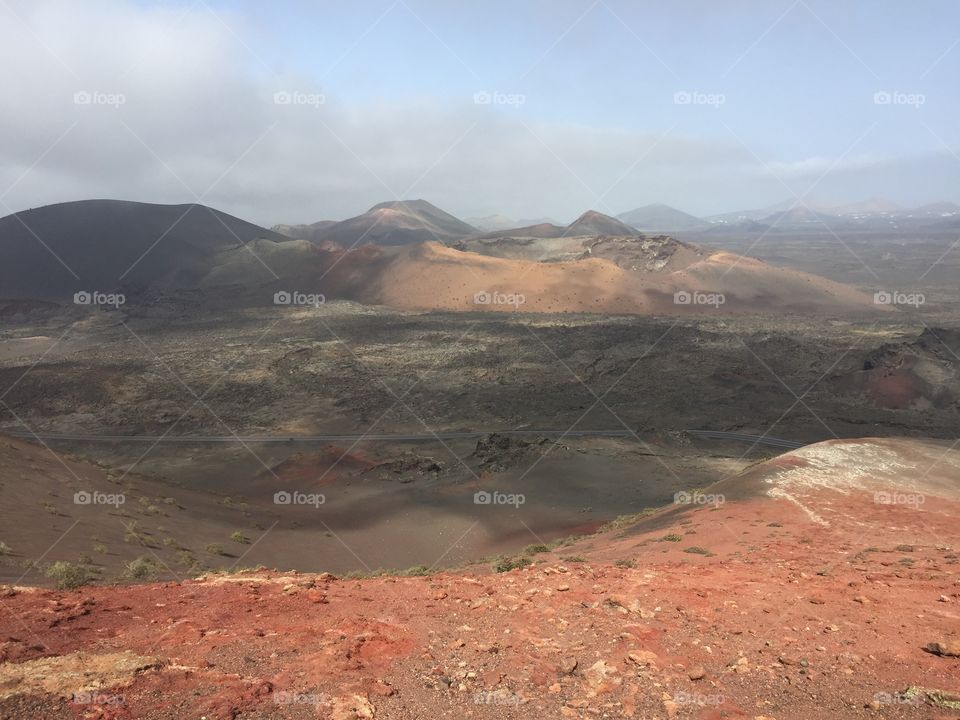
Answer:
1, 199, 958, 719
1, 437, 958, 719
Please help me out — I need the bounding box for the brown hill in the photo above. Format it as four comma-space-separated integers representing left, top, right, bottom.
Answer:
315, 241, 888, 316
312, 199, 477, 247
477, 209, 638, 240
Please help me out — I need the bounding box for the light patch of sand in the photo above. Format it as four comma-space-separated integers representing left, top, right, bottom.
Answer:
0, 650, 161, 700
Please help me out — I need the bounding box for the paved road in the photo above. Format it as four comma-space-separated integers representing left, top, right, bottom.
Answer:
685, 430, 805, 450
4, 428, 805, 449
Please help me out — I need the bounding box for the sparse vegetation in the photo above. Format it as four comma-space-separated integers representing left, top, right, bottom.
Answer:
523, 543, 550, 555
494, 556, 532, 573
124, 521, 146, 544
45, 561, 95, 590
661, 533, 682, 542
177, 550, 201, 571
124, 555, 160, 581
614, 558, 636, 568
0, 541, 11, 556
205, 543, 227, 556
402, 565, 431, 576
230, 531, 251, 545
553, 534, 585, 548
683, 546, 712, 556
600, 511, 655, 533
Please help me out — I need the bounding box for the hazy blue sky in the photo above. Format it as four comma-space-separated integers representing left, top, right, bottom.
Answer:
1, 0, 957, 224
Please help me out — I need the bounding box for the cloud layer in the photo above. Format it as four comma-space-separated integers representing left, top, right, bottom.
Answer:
0, 0, 956, 226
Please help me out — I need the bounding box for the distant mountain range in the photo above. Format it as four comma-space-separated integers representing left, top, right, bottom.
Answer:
476, 210, 639, 240
0, 197, 950, 316
615, 198, 960, 234
617, 204, 707, 232
274, 198, 960, 243
271, 220, 337, 243
465, 214, 562, 232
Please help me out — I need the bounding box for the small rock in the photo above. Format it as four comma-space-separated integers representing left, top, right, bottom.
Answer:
627, 651, 659, 668
688, 666, 705, 681
559, 658, 578, 675
306, 589, 327, 604
924, 641, 960, 657
583, 660, 621, 697
369, 681, 394, 698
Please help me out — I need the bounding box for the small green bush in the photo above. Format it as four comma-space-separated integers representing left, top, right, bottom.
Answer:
45, 561, 95, 590
494, 556, 532, 573
403, 565, 431, 577
124, 555, 160, 581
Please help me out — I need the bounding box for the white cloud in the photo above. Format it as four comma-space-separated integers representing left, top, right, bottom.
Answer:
0, 0, 955, 225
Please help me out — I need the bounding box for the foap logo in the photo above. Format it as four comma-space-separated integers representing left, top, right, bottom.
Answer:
473, 90, 526, 107
73, 90, 126, 108
674, 490, 725, 507
474, 490, 525, 508
274, 490, 325, 508
872, 691, 923, 708
673, 691, 725, 707
74, 490, 125, 507
74, 290, 125, 308
274, 691, 329, 709
273, 90, 325, 108
674, 290, 725, 308
473, 290, 526, 307
673, 90, 725, 108
873, 290, 925, 308
474, 690, 521, 706
874, 491, 925, 508
71, 692, 125, 706
274, 290, 326, 307
873, 90, 925, 108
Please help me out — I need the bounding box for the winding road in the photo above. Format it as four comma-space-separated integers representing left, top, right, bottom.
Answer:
4, 429, 806, 449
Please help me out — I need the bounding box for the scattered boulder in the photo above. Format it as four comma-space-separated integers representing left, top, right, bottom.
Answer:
924, 641, 960, 658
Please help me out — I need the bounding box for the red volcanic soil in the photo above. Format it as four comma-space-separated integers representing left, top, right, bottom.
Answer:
2, 438, 959, 719
256, 446, 377, 488
867, 370, 924, 409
